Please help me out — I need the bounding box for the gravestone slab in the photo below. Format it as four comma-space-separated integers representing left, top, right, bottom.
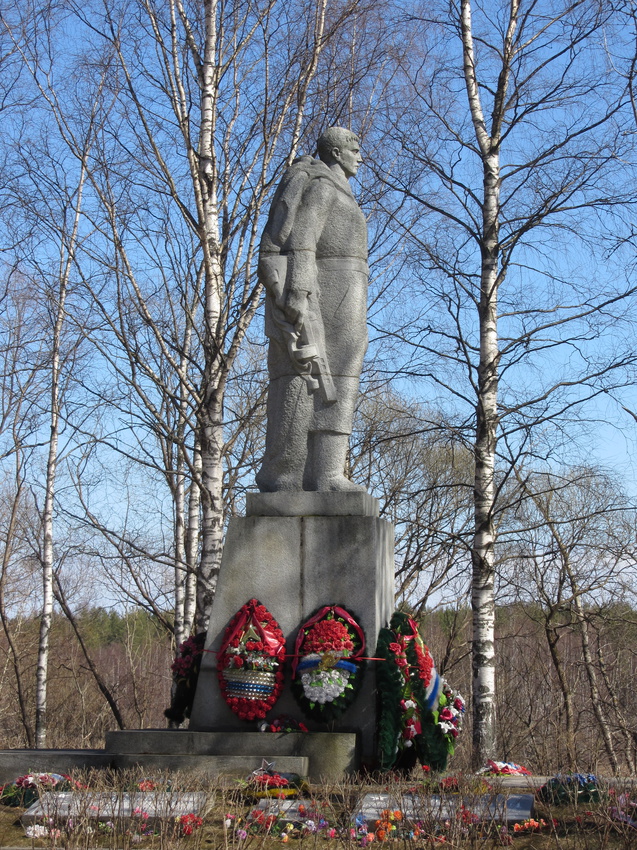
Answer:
356, 792, 534, 826
21, 791, 211, 827
254, 798, 308, 822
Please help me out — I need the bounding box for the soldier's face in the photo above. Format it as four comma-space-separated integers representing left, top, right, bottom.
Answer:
334, 142, 362, 178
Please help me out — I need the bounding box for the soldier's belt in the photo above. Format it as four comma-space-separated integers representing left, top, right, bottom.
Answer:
315, 257, 369, 274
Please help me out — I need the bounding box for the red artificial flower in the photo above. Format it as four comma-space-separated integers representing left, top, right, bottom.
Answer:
178, 813, 203, 836
413, 639, 434, 687
302, 618, 354, 654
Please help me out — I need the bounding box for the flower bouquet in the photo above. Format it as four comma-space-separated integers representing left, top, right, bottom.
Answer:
291, 605, 365, 722
536, 773, 602, 805
0, 773, 81, 808
481, 760, 532, 777
245, 769, 306, 799
164, 631, 206, 724
436, 681, 466, 753
217, 599, 285, 721
258, 715, 308, 733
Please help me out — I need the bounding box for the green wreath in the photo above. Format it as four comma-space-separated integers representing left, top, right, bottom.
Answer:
376, 611, 448, 772
164, 632, 206, 724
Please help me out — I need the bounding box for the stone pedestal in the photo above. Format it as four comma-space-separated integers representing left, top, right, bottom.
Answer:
188, 492, 394, 772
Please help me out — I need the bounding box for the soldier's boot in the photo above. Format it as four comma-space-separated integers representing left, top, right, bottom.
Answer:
305, 430, 367, 492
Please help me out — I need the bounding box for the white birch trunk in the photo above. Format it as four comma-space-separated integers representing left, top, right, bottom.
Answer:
35, 166, 85, 748
173, 455, 187, 649
35, 375, 57, 748
460, 0, 518, 766
197, 398, 225, 634
184, 442, 201, 634
470, 145, 499, 765
173, 342, 194, 649
194, 0, 226, 634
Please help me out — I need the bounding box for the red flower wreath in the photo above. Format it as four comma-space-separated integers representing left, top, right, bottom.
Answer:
291, 605, 366, 722
217, 599, 285, 721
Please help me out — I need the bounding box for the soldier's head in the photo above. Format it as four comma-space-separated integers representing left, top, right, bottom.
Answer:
317, 127, 362, 179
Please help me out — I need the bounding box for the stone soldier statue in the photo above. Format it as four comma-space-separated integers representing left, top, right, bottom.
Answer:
256, 127, 368, 492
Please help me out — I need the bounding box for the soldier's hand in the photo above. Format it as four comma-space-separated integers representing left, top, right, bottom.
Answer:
286, 288, 309, 325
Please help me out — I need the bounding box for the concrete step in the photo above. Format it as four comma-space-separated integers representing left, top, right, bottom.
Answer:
105, 730, 358, 781
111, 752, 308, 778
0, 749, 111, 785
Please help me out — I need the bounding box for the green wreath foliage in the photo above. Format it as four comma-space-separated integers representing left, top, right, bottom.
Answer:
376, 617, 406, 770
376, 611, 449, 772
164, 632, 206, 724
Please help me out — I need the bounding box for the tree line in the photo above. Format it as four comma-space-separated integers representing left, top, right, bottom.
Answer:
1, 0, 637, 768
3, 596, 637, 777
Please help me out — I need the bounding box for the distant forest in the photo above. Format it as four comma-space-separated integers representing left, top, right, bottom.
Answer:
2, 603, 636, 776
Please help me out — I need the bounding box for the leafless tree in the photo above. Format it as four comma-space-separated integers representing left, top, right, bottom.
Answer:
351, 384, 474, 613
3, 0, 391, 648
501, 466, 637, 773
370, 0, 637, 765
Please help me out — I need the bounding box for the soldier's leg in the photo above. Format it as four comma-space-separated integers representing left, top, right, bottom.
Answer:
256, 375, 310, 492
303, 375, 365, 491
304, 430, 366, 492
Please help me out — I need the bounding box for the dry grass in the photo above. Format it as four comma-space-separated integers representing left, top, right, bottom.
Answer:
0, 769, 636, 849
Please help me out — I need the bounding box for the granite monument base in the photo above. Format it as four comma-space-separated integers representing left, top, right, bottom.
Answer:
188, 492, 394, 775
105, 729, 353, 782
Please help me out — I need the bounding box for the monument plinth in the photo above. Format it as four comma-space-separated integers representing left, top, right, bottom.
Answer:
188, 493, 394, 772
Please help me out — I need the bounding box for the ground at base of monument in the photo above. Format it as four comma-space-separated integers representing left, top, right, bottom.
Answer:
2, 775, 637, 849
0, 755, 635, 850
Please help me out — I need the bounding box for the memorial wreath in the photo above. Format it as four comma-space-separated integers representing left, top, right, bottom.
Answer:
376, 611, 455, 772
164, 631, 206, 724
217, 599, 285, 721
291, 605, 365, 722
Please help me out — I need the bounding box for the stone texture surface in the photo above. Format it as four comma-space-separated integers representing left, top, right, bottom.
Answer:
111, 754, 309, 778
22, 791, 211, 826
357, 792, 535, 825
257, 128, 369, 493
105, 731, 354, 782
189, 512, 394, 768
246, 491, 379, 517
0, 750, 111, 785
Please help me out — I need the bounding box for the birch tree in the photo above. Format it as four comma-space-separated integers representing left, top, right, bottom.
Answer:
373, 0, 637, 764
0, 278, 45, 746
3, 0, 385, 641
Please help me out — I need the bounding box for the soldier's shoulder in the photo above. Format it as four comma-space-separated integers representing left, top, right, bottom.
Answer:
286, 156, 332, 184
278, 159, 336, 207
271, 157, 330, 206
